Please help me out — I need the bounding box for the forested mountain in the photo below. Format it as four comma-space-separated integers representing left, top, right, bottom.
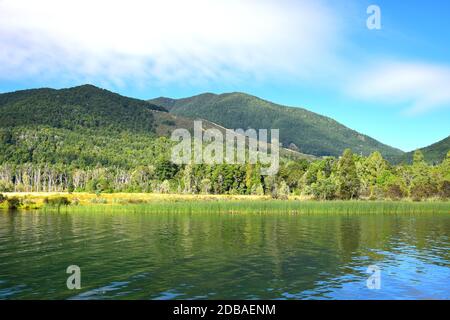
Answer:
0, 85, 233, 169
0, 85, 194, 192
0, 84, 167, 132
1, 85, 164, 166
150, 92, 405, 162
404, 136, 450, 164
0, 84, 309, 164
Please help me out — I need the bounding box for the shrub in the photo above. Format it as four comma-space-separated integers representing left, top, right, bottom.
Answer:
200, 179, 212, 194
0, 181, 13, 192
385, 183, 406, 200
410, 176, 438, 201
310, 174, 337, 200
159, 180, 171, 194
438, 180, 450, 199
368, 186, 384, 201
250, 183, 265, 196
272, 181, 290, 200
44, 197, 71, 207
67, 184, 75, 193
22, 198, 36, 209
0, 193, 6, 204
410, 182, 437, 201
7, 197, 22, 210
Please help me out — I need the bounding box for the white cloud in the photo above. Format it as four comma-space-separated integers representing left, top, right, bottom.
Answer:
0, 0, 342, 87
347, 61, 450, 114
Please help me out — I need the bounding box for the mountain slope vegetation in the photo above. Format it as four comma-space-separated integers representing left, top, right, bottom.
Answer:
0, 84, 167, 133
0, 85, 308, 169
150, 92, 405, 162
404, 136, 450, 164
0, 85, 184, 168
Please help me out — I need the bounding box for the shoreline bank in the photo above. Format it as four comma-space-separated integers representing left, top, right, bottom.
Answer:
0, 192, 448, 214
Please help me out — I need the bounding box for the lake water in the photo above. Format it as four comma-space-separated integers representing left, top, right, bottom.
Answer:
0, 210, 449, 299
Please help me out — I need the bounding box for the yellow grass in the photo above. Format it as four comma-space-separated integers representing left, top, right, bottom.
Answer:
3, 192, 270, 201
1, 192, 295, 209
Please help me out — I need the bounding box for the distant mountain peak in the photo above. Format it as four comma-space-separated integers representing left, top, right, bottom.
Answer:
70, 83, 101, 89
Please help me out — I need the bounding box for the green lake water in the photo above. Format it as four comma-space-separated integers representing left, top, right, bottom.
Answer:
0, 210, 449, 299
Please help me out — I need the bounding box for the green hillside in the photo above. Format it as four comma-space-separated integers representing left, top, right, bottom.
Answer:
0, 84, 167, 132
150, 92, 405, 162
405, 136, 450, 164
0, 85, 308, 169
0, 85, 185, 168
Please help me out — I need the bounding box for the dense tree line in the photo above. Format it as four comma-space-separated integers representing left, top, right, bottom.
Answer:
1, 148, 449, 201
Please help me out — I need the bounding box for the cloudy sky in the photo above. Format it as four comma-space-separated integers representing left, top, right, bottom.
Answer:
1, 0, 449, 151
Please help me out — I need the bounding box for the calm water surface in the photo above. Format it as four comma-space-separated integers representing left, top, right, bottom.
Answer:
0, 210, 449, 299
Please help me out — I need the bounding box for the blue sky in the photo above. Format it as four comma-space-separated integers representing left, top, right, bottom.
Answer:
1, 0, 449, 152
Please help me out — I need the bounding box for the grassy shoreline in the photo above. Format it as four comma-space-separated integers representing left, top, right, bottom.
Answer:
0, 192, 449, 214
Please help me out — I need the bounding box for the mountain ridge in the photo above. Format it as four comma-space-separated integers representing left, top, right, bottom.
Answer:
1, 84, 447, 164
150, 92, 406, 162
0, 85, 312, 167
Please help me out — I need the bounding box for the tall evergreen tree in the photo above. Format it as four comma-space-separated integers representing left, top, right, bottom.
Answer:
337, 149, 360, 200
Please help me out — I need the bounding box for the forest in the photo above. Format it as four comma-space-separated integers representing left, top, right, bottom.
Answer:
0, 146, 449, 201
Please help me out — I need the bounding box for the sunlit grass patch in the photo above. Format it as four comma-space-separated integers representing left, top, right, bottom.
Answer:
1, 192, 448, 214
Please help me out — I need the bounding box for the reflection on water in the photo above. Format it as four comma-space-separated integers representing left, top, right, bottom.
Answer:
0, 210, 449, 299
